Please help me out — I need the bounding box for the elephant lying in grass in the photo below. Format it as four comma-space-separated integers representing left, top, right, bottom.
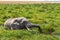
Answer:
4, 17, 43, 33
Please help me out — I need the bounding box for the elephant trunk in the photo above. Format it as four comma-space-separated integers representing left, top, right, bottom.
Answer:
30, 24, 43, 33
26, 23, 43, 33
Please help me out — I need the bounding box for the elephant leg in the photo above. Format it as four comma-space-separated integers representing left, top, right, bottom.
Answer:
10, 24, 16, 30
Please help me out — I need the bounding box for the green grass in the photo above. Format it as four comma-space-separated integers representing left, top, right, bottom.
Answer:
0, 4, 60, 40
0, 27, 60, 40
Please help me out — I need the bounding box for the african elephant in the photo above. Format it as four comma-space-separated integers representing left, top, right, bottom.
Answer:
4, 17, 25, 30
4, 17, 42, 33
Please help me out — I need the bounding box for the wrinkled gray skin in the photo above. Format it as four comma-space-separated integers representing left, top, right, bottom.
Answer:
4, 17, 42, 33
4, 17, 25, 30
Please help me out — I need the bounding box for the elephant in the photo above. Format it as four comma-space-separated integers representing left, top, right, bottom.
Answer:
4, 17, 43, 33
4, 17, 25, 30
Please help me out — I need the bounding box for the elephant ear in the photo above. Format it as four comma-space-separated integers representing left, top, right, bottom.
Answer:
14, 18, 23, 23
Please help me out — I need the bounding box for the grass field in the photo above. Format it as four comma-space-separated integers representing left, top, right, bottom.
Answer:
0, 4, 60, 40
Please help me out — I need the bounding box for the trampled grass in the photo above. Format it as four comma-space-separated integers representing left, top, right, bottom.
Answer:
0, 4, 60, 40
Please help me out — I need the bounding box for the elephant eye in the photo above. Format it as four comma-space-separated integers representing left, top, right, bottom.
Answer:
14, 20, 18, 22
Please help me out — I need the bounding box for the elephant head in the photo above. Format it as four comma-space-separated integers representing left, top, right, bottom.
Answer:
21, 20, 43, 33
